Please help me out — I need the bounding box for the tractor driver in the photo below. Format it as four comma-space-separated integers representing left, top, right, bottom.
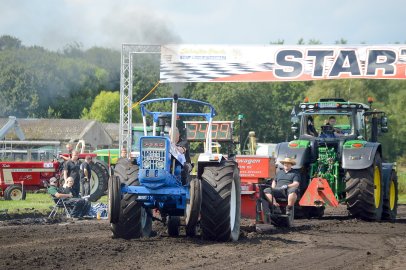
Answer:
169, 127, 192, 184
264, 157, 300, 216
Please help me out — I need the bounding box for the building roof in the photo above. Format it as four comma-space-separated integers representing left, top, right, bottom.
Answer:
0, 118, 116, 148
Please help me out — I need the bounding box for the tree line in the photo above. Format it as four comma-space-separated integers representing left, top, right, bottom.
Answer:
0, 35, 405, 162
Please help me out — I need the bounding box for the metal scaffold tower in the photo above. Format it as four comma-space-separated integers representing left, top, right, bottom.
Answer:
119, 44, 161, 156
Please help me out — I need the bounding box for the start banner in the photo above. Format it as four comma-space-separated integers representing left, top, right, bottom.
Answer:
160, 44, 406, 83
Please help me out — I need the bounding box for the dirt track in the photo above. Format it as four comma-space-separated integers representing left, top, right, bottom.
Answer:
0, 205, 405, 270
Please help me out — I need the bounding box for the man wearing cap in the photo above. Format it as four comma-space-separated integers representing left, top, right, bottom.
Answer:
47, 177, 90, 219
264, 157, 300, 215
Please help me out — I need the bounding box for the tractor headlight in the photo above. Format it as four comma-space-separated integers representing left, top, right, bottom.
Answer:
143, 160, 151, 169
156, 161, 164, 169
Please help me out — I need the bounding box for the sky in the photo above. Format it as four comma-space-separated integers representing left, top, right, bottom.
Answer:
0, 0, 404, 51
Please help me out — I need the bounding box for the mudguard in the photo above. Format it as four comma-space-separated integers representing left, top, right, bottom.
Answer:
382, 163, 395, 201
275, 141, 310, 169
341, 142, 381, 170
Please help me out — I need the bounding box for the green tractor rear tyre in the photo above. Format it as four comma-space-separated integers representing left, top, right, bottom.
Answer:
381, 171, 398, 221
110, 159, 152, 239
88, 159, 109, 202
345, 154, 383, 221
200, 160, 241, 242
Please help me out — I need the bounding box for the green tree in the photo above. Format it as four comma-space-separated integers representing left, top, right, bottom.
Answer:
81, 91, 120, 122
0, 35, 22, 50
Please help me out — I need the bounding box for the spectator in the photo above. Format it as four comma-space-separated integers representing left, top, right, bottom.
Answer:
120, 147, 128, 159
80, 155, 92, 197
64, 150, 81, 197
264, 157, 300, 216
60, 143, 73, 161
47, 177, 90, 220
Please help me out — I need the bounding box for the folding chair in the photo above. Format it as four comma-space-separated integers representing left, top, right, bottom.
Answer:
48, 197, 73, 219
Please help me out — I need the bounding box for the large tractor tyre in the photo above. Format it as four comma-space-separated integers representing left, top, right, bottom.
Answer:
4, 185, 26, 200
382, 171, 398, 221
108, 175, 121, 224
185, 178, 202, 237
200, 160, 241, 242
110, 159, 149, 239
167, 216, 180, 237
345, 154, 383, 221
88, 159, 109, 202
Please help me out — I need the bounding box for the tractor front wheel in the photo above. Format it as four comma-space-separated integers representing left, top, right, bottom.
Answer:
110, 159, 151, 239
4, 185, 26, 200
108, 175, 121, 224
185, 178, 202, 237
200, 160, 241, 241
345, 154, 383, 221
382, 170, 398, 221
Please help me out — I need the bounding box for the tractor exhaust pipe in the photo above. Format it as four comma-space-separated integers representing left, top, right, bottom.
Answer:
170, 94, 178, 143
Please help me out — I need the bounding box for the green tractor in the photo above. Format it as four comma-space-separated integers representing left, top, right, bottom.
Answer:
273, 97, 398, 221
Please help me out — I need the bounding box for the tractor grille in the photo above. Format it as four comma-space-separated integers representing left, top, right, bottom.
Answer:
140, 138, 167, 170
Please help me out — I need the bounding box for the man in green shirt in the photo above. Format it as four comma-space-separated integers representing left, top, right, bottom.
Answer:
48, 177, 90, 219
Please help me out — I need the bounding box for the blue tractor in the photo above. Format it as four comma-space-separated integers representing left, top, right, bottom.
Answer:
108, 95, 241, 241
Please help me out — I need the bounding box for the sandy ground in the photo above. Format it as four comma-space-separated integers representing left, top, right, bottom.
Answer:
0, 205, 405, 270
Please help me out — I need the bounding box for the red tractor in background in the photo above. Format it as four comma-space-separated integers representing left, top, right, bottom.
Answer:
0, 145, 109, 201
0, 161, 60, 200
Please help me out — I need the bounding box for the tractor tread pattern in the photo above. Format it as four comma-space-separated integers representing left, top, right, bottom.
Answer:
110, 158, 143, 239
201, 160, 238, 241
345, 154, 383, 221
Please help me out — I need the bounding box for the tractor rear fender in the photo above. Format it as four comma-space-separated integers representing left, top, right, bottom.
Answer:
275, 142, 310, 169
341, 142, 381, 170
382, 163, 395, 201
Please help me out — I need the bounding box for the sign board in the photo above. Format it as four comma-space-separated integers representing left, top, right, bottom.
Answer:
160, 45, 406, 82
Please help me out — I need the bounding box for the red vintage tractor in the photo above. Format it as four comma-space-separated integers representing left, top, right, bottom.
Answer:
0, 152, 109, 201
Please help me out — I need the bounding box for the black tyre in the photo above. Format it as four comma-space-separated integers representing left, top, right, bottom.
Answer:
110, 159, 151, 239
185, 178, 202, 237
4, 185, 26, 200
88, 159, 109, 202
167, 216, 180, 237
345, 154, 383, 221
382, 170, 398, 221
108, 175, 121, 224
201, 160, 241, 241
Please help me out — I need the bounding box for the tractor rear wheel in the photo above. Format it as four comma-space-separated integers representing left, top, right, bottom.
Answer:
88, 159, 109, 202
4, 185, 26, 200
382, 170, 398, 221
110, 159, 152, 239
185, 178, 202, 237
200, 160, 241, 241
345, 154, 383, 221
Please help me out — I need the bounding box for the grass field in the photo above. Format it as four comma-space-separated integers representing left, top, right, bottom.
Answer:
0, 192, 108, 215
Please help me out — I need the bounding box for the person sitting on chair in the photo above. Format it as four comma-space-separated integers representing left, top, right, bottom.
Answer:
47, 177, 90, 220
264, 157, 300, 216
